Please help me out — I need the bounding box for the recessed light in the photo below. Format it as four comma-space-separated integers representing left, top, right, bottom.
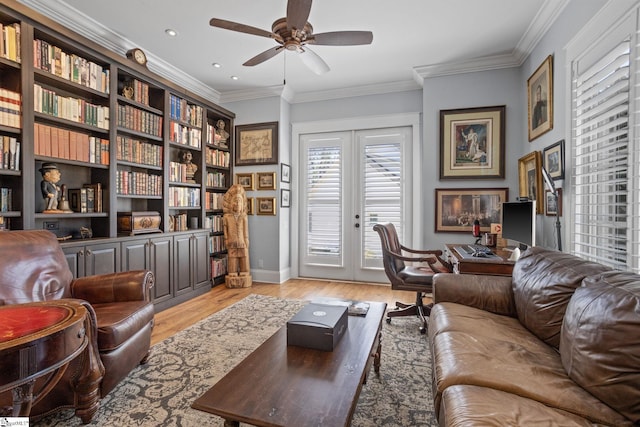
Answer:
231, 76, 239, 80
212, 63, 221, 68
165, 29, 178, 37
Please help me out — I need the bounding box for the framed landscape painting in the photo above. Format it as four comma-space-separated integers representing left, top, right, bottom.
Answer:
435, 188, 509, 233
440, 105, 505, 179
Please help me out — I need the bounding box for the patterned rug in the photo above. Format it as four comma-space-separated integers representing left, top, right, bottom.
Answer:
35, 294, 437, 426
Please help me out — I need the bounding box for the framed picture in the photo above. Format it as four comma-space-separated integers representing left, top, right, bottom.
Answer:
439, 105, 505, 179
257, 172, 276, 190
434, 187, 509, 233
281, 163, 290, 183
545, 188, 562, 216
257, 197, 276, 216
245, 197, 254, 215
281, 189, 290, 208
518, 151, 544, 214
235, 173, 254, 191
542, 139, 564, 180
235, 121, 278, 166
528, 55, 554, 141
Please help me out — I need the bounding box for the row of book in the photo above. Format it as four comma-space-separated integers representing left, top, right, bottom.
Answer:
0, 88, 21, 128
204, 214, 224, 233
205, 191, 225, 210
210, 235, 226, 254
168, 212, 188, 232
206, 171, 225, 188
117, 104, 163, 137
0, 22, 20, 63
68, 183, 103, 213
34, 123, 109, 165
0, 187, 13, 212
121, 78, 150, 105
33, 39, 110, 94
168, 186, 200, 208
116, 170, 162, 196
116, 135, 162, 167
211, 255, 227, 278
34, 84, 110, 129
0, 136, 20, 171
205, 147, 230, 168
169, 161, 196, 183
169, 94, 203, 127
169, 121, 202, 148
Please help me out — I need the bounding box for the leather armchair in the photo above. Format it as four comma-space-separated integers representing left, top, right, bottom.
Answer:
0, 230, 155, 423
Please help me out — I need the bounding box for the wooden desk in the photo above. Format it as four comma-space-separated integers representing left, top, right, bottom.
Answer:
0, 300, 101, 421
193, 302, 386, 427
445, 244, 515, 276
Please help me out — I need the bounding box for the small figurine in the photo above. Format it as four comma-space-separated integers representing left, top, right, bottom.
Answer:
215, 119, 230, 148
181, 150, 198, 183
39, 162, 62, 212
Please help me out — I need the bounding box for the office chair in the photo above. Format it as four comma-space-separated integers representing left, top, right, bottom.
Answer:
373, 223, 452, 334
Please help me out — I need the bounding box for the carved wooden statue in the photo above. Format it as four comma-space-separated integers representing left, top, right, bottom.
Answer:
222, 184, 252, 288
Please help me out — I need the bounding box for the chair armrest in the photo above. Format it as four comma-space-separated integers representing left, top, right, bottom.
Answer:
71, 270, 154, 304
400, 246, 452, 272
432, 273, 517, 317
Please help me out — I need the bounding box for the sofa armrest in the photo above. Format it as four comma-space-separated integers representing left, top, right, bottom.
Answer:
433, 273, 517, 317
71, 270, 154, 304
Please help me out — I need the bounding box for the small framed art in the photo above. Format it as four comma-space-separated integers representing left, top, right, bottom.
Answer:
235, 121, 278, 166
528, 55, 554, 141
257, 172, 277, 190
281, 189, 290, 208
542, 139, 564, 180
281, 163, 291, 183
434, 187, 509, 233
246, 197, 254, 215
518, 151, 544, 214
545, 188, 562, 216
257, 197, 276, 215
235, 173, 254, 191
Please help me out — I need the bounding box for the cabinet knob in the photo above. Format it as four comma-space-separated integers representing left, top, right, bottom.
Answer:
86, 249, 92, 256
78, 250, 84, 256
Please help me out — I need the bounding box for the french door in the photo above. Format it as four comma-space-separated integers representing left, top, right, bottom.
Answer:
299, 126, 413, 282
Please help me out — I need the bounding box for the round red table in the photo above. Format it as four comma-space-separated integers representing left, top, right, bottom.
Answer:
0, 300, 88, 417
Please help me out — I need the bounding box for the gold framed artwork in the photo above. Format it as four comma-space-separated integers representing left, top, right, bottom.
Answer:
528, 55, 553, 141
518, 151, 544, 214
439, 105, 505, 179
235, 173, 254, 191
257, 197, 276, 216
235, 121, 278, 166
434, 187, 509, 233
245, 197, 254, 215
257, 172, 277, 190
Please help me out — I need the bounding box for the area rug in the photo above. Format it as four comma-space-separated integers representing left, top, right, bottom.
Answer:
35, 294, 437, 426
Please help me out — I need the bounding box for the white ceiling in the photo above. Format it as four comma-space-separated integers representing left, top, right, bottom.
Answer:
18, 0, 567, 104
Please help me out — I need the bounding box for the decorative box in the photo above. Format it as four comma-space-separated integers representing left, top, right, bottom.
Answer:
117, 211, 161, 235
287, 303, 348, 351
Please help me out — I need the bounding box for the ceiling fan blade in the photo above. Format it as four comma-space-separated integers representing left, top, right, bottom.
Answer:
298, 46, 330, 75
287, 0, 312, 30
210, 18, 276, 39
310, 31, 374, 46
243, 46, 284, 66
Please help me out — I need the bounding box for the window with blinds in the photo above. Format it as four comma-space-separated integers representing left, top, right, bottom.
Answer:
572, 37, 634, 270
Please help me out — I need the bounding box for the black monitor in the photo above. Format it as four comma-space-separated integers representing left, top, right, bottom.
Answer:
501, 200, 536, 248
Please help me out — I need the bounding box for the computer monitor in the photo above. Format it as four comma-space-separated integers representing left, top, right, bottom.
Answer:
501, 200, 536, 249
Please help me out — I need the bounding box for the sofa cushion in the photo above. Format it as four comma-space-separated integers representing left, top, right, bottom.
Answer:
92, 301, 155, 351
429, 301, 631, 425
512, 247, 611, 348
561, 270, 640, 424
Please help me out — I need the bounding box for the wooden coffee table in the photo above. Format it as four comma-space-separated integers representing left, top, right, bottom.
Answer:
192, 301, 386, 427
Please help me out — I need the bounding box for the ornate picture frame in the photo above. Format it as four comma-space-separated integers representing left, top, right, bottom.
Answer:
235, 122, 278, 166
528, 55, 554, 141
439, 105, 506, 179
434, 187, 509, 233
257, 197, 276, 216
518, 151, 544, 214
235, 173, 254, 191
245, 197, 255, 215
542, 139, 564, 180
257, 172, 276, 190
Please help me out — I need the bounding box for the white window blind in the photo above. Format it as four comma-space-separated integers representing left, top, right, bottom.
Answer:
572, 38, 634, 270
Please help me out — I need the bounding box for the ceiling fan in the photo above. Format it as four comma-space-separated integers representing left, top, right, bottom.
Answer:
209, 0, 373, 75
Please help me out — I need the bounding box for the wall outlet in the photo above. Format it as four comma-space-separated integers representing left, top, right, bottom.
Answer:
44, 221, 59, 230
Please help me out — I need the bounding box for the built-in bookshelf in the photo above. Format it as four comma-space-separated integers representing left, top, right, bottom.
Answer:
0, 1, 235, 291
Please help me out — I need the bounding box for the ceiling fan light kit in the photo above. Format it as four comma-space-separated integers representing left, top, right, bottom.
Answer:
209, 0, 373, 75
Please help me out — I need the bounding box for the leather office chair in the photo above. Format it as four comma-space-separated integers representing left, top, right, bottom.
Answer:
373, 223, 451, 334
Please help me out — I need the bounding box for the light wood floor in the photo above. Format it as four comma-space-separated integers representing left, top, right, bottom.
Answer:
151, 278, 422, 345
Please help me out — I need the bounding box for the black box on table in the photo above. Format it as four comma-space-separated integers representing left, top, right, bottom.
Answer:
286, 303, 348, 351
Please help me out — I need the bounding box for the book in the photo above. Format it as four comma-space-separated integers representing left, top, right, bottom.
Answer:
311, 297, 371, 316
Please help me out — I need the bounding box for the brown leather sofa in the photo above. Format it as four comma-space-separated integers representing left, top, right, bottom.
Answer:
429, 247, 640, 426
0, 230, 155, 423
